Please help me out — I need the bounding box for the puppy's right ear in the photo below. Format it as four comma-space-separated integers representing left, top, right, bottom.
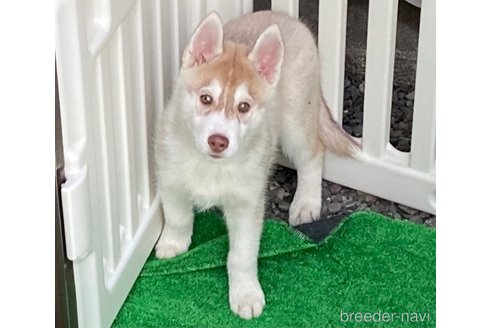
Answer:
182, 12, 223, 69
247, 24, 284, 86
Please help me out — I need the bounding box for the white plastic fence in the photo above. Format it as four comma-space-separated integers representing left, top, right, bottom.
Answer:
319, 0, 436, 215
55, 0, 435, 327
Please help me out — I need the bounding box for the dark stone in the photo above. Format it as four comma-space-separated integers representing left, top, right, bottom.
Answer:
352, 124, 363, 137
328, 202, 342, 213
350, 86, 360, 100
392, 130, 403, 138
268, 184, 278, 191
276, 173, 287, 183
398, 204, 418, 216
344, 200, 360, 210
284, 183, 294, 193
420, 212, 431, 219
370, 201, 381, 212
329, 184, 343, 194
405, 91, 415, 100
399, 122, 410, 131
331, 194, 343, 202
278, 200, 290, 212
365, 194, 378, 204
321, 203, 329, 216
409, 215, 424, 224
389, 203, 399, 215
393, 90, 400, 102
354, 111, 363, 120
276, 188, 288, 200
424, 217, 436, 228
357, 203, 368, 210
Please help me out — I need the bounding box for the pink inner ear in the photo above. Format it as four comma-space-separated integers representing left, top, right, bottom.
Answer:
252, 33, 283, 84
193, 37, 217, 65
191, 22, 221, 66
256, 41, 281, 82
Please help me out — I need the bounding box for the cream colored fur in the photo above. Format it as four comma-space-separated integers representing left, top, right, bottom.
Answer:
154, 10, 358, 320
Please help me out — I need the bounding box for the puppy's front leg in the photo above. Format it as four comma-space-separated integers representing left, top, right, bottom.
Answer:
224, 202, 265, 320
155, 187, 194, 259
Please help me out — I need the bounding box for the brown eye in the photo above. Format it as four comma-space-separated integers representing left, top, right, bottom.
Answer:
200, 94, 213, 105
238, 102, 250, 113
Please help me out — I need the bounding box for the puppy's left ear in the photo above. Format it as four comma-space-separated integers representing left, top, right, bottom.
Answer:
248, 24, 284, 85
182, 12, 223, 69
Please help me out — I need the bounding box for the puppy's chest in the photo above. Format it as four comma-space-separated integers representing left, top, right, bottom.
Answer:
181, 161, 264, 208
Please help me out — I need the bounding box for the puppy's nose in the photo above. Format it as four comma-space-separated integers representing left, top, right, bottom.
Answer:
208, 134, 229, 153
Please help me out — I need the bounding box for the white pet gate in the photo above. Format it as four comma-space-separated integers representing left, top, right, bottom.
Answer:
55, 0, 435, 327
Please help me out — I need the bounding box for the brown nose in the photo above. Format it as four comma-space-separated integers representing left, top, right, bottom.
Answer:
208, 134, 229, 153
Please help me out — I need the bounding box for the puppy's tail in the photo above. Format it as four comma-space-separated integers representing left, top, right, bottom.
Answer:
318, 95, 361, 157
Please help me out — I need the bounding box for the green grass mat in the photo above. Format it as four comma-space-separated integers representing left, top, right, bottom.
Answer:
112, 211, 435, 328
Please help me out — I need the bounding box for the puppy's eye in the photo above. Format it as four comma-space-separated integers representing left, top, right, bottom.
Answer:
238, 102, 250, 113
200, 94, 213, 105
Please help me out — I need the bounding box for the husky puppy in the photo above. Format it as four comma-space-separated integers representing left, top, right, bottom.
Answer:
154, 11, 358, 319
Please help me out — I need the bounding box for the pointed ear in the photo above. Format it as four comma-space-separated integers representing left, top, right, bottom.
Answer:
182, 12, 223, 69
248, 25, 284, 85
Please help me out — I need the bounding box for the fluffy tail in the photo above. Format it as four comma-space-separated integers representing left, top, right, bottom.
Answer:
319, 96, 361, 157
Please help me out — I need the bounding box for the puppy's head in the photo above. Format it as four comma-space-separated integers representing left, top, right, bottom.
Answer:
179, 12, 284, 160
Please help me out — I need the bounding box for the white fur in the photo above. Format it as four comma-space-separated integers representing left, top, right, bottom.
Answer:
154, 11, 350, 319
192, 110, 240, 159
234, 83, 252, 104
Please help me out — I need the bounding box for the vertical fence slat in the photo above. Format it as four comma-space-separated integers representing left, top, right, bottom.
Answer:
318, 0, 348, 122
185, 0, 204, 38
109, 26, 138, 242
121, 22, 139, 238
178, 1, 191, 55
362, 0, 398, 158
129, 0, 152, 211
204, 0, 220, 13
271, 0, 299, 18
94, 52, 121, 274
165, 0, 182, 83
241, 0, 253, 14
147, 0, 165, 110
410, 0, 435, 173
204, 0, 235, 23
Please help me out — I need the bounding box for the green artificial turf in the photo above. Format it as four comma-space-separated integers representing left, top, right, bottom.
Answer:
112, 211, 436, 328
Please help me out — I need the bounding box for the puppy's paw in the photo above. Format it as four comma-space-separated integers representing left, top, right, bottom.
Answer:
154, 235, 190, 259
288, 198, 321, 226
229, 281, 265, 320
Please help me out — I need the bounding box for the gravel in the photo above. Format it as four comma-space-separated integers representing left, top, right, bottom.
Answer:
342, 73, 416, 152
264, 165, 436, 231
